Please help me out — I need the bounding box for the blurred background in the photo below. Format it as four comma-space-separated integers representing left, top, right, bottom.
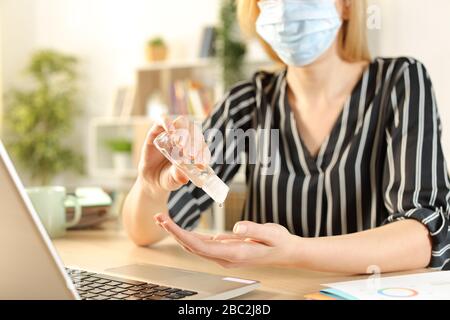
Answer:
0, 0, 449, 233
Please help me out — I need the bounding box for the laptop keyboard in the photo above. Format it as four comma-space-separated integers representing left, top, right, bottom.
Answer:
66, 268, 198, 300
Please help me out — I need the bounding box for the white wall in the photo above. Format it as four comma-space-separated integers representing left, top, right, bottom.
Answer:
0, 0, 221, 184
2, 0, 221, 105
32, 0, 221, 118
1, 0, 37, 90
370, 0, 450, 161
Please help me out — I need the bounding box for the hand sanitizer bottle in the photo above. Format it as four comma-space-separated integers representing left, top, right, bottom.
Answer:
154, 131, 229, 205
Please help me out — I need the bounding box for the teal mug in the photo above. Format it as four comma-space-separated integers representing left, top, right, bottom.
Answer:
26, 186, 82, 238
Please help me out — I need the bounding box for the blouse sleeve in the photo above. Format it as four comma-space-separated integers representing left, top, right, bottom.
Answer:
382, 59, 450, 270
167, 82, 256, 230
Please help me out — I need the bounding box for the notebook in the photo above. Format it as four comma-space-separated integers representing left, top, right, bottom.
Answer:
316, 271, 450, 300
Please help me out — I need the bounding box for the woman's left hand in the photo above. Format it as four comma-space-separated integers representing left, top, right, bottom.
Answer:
154, 213, 299, 268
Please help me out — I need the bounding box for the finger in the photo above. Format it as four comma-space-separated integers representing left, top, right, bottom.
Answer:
154, 215, 244, 243
232, 221, 283, 246
157, 222, 242, 268
156, 115, 176, 132
172, 115, 189, 129
177, 239, 240, 268
154, 213, 208, 238
164, 222, 263, 263
216, 236, 266, 245
157, 214, 242, 260
154, 215, 215, 241
146, 115, 180, 150
139, 126, 168, 173
153, 220, 237, 267
159, 163, 189, 190
156, 214, 207, 253
170, 166, 189, 185
154, 213, 270, 263
212, 234, 246, 241
155, 215, 220, 261
157, 223, 242, 247
143, 124, 165, 149
158, 220, 265, 265
147, 116, 176, 146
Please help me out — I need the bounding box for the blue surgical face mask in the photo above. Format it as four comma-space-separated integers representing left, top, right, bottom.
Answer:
256, 0, 342, 67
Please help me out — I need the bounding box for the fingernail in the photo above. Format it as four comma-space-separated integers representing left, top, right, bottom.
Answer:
161, 221, 170, 232
233, 223, 247, 235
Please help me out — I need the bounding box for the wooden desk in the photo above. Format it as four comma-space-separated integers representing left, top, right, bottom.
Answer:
54, 223, 427, 300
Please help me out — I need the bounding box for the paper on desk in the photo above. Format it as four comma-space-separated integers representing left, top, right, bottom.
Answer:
322, 271, 450, 300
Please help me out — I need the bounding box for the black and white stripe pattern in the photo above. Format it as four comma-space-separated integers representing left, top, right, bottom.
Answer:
168, 57, 450, 270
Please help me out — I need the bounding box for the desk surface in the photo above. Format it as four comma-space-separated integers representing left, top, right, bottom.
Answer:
54, 222, 427, 300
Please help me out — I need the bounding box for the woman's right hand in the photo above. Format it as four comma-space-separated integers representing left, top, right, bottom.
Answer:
138, 116, 211, 195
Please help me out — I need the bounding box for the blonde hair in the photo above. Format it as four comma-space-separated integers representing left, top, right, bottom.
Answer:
237, 0, 371, 64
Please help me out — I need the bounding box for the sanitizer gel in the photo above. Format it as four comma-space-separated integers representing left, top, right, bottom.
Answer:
154, 131, 229, 204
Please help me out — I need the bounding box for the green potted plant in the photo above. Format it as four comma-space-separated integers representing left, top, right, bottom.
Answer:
146, 37, 168, 62
3, 49, 84, 186
216, 0, 247, 90
105, 138, 133, 173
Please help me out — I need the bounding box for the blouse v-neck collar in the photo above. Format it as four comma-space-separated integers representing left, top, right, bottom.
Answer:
279, 64, 371, 172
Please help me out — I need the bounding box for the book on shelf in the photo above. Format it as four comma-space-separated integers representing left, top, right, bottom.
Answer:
199, 26, 217, 58
168, 79, 214, 119
111, 86, 137, 117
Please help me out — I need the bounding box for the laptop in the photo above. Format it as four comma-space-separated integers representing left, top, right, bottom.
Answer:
0, 141, 260, 300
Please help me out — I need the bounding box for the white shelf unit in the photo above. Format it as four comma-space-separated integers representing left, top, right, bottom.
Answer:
88, 116, 153, 180
133, 57, 273, 116
134, 58, 222, 117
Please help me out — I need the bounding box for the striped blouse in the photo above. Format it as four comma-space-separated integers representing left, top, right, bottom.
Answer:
168, 57, 450, 270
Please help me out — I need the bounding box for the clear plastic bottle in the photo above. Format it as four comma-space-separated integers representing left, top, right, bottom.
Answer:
154, 131, 229, 205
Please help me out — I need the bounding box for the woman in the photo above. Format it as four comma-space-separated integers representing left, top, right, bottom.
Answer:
122, 0, 450, 273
